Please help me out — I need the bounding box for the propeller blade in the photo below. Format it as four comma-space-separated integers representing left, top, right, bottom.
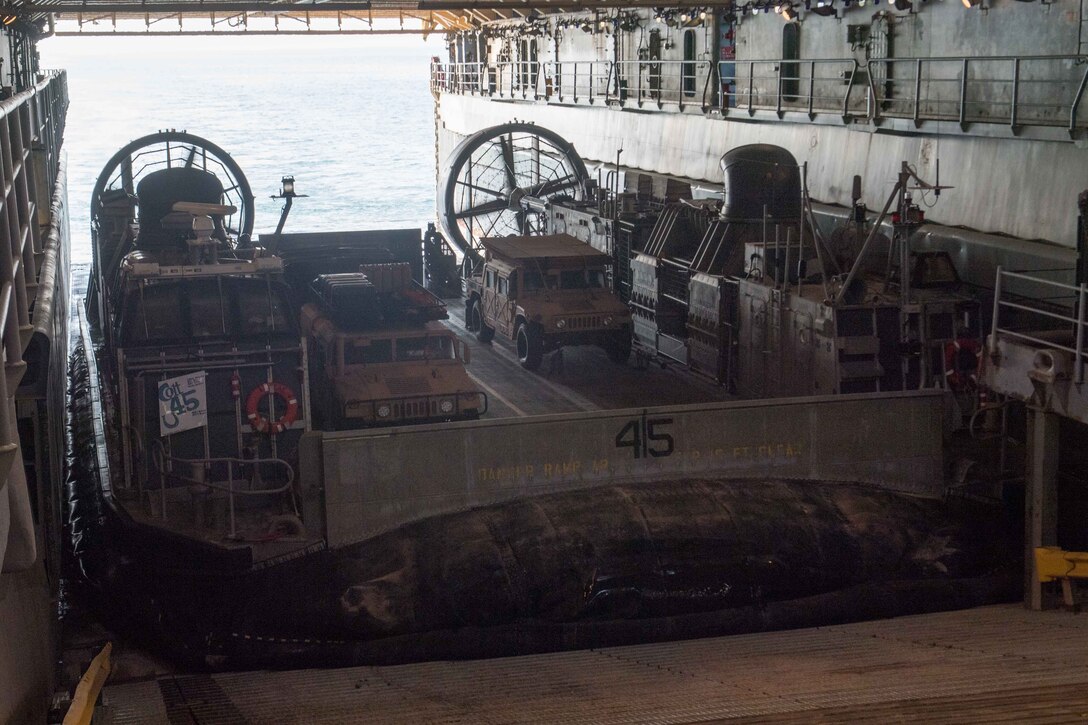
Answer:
499, 134, 516, 191
455, 198, 509, 219
532, 175, 581, 197
455, 180, 507, 199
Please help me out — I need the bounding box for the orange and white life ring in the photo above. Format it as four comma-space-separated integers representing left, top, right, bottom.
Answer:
245, 381, 299, 434
944, 337, 982, 390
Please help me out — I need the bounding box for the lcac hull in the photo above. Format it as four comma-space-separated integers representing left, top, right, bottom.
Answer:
70, 347, 1017, 668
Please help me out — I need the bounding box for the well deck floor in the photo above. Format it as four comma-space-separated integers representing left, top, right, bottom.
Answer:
102, 603, 1088, 724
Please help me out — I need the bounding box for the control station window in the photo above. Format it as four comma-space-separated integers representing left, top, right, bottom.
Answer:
131, 285, 182, 341
239, 286, 291, 336
189, 280, 227, 337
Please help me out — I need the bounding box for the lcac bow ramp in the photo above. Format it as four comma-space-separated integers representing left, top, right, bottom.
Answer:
302, 390, 946, 549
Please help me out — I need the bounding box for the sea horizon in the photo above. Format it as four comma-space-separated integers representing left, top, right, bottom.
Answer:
40, 34, 445, 267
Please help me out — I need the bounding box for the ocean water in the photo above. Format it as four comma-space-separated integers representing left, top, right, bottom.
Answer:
39, 35, 445, 267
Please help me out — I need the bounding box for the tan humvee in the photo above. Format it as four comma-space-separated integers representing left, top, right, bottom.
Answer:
463, 234, 632, 370
302, 266, 487, 428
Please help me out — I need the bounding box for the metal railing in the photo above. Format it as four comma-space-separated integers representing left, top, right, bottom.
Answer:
432, 53, 1088, 135
609, 60, 715, 110
724, 58, 866, 119
151, 443, 296, 539
869, 55, 1088, 133
990, 266, 1088, 384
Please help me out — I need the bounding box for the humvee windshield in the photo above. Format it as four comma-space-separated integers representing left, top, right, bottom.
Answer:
559, 269, 607, 289
344, 335, 456, 365
396, 336, 456, 361
345, 339, 392, 365
522, 267, 607, 291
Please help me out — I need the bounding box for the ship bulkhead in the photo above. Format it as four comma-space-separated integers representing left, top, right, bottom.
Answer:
0, 69, 70, 723
433, 2, 1088, 280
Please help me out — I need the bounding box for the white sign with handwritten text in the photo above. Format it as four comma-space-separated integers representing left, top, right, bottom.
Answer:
158, 371, 208, 436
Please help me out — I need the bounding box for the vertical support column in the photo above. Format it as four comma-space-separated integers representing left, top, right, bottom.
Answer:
1026, 407, 1060, 610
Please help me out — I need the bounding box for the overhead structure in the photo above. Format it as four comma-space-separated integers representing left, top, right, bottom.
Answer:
439, 122, 589, 258
0, 0, 739, 34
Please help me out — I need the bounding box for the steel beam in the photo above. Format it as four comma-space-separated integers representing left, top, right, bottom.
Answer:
56, 27, 438, 33
14, 1, 377, 13
419, 0, 728, 6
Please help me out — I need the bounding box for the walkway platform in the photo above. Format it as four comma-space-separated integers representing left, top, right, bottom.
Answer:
101, 604, 1088, 723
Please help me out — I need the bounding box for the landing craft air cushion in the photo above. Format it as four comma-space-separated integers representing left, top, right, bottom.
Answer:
70, 130, 1017, 668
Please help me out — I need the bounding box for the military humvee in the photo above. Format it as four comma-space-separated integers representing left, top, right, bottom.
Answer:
302, 264, 487, 428
463, 234, 632, 370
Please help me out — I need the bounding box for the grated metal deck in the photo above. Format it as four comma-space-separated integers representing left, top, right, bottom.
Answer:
102, 605, 1088, 724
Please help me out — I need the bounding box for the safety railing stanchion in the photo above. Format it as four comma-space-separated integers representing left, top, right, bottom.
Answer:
807, 61, 816, 119
1076, 283, 1087, 384
1011, 58, 1021, 132
990, 266, 1003, 357
959, 57, 970, 130
913, 59, 922, 127
228, 459, 237, 539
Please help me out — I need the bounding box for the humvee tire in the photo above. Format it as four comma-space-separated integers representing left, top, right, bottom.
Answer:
516, 322, 543, 370
472, 303, 495, 343
465, 297, 479, 332
606, 333, 632, 365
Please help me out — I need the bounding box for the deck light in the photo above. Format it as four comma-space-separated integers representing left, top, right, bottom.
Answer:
280, 176, 295, 197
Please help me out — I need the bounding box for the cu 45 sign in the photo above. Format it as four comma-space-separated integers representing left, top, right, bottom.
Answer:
158, 371, 208, 436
